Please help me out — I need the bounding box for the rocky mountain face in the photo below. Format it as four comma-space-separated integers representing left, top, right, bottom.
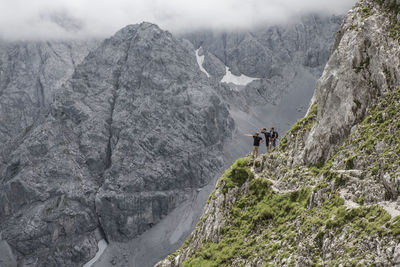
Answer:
183, 15, 343, 106
157, 0, 400, 265
0, 23, 233, 266
0, 40, 98, 156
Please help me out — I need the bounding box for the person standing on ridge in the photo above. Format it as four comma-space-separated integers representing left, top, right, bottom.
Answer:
261, 128, 271, 153
270, 127, 279, 148
244, 132, 263, 158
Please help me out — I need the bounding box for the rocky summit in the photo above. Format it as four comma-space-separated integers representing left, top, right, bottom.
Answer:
0, 22, 233, 266
157, 0, 400, 266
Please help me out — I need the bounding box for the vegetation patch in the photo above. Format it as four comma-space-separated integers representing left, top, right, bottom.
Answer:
354, 56, 370, 73
360, 5, 372, 19
344, 86, 400, 176
375, 0, 400, 41
345, 156, 355, 169
218, 157, 253, 194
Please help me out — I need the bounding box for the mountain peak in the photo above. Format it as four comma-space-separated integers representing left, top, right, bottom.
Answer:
111, 22, 167, 40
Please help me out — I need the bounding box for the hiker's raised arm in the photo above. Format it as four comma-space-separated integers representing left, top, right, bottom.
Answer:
244, 134, 253, 137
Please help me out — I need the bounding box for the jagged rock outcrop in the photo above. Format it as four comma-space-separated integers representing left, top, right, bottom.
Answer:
157, 0, 400, 266
0, 40, 98, 156
0, 22, 233, 266
299, 0, 400, 165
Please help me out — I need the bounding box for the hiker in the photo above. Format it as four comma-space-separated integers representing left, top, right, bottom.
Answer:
270, 127, 279, 148
261, 128, 271, 153
244, 132, 263, 158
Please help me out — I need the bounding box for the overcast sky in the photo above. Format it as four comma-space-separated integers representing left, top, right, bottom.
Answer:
0, 0, 356, 40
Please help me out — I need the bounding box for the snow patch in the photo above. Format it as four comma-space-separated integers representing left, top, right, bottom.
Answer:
195, 49, 210, 78
83, 239, 107, 267
221, 66, 258, 86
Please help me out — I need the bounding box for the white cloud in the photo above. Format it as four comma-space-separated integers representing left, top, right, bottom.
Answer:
0, 0, 356, 40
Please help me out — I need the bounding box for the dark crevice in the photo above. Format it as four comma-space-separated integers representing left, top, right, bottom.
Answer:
256, 88, 270, 103
36, 45, 47, 112
46, 42, 69, 66
66, 43, 76, 68
103, 34, 135, 172
97, 223, 109, 244
36, 77, 45, 109
104, 91, 116, 170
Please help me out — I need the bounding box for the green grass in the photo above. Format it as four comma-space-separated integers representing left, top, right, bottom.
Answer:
218, 157, 253, 194
360, 6, 372, 19
344, 86, 400, 177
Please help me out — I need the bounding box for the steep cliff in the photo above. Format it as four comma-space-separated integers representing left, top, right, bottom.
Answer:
0, 23, 233, 266
157, 0, 400, 265
0, 40, 98, 155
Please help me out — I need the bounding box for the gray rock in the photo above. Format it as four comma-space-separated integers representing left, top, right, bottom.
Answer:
0, 240, 17, 267
182, 14, 343, 106
0, 40, 98, 157
300, 0, 400, 165
394, 243, 400, 264
202, 51, 226, 80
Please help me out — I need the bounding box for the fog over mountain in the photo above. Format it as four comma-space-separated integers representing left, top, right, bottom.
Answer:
0, 0, 356, 40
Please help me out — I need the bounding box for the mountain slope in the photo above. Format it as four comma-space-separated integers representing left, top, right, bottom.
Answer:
157, 0, 400, 265
0, 22, 233, 266
0, 40, 98, 155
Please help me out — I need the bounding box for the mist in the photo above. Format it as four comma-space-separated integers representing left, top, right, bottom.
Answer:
0, 0, 356, 40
